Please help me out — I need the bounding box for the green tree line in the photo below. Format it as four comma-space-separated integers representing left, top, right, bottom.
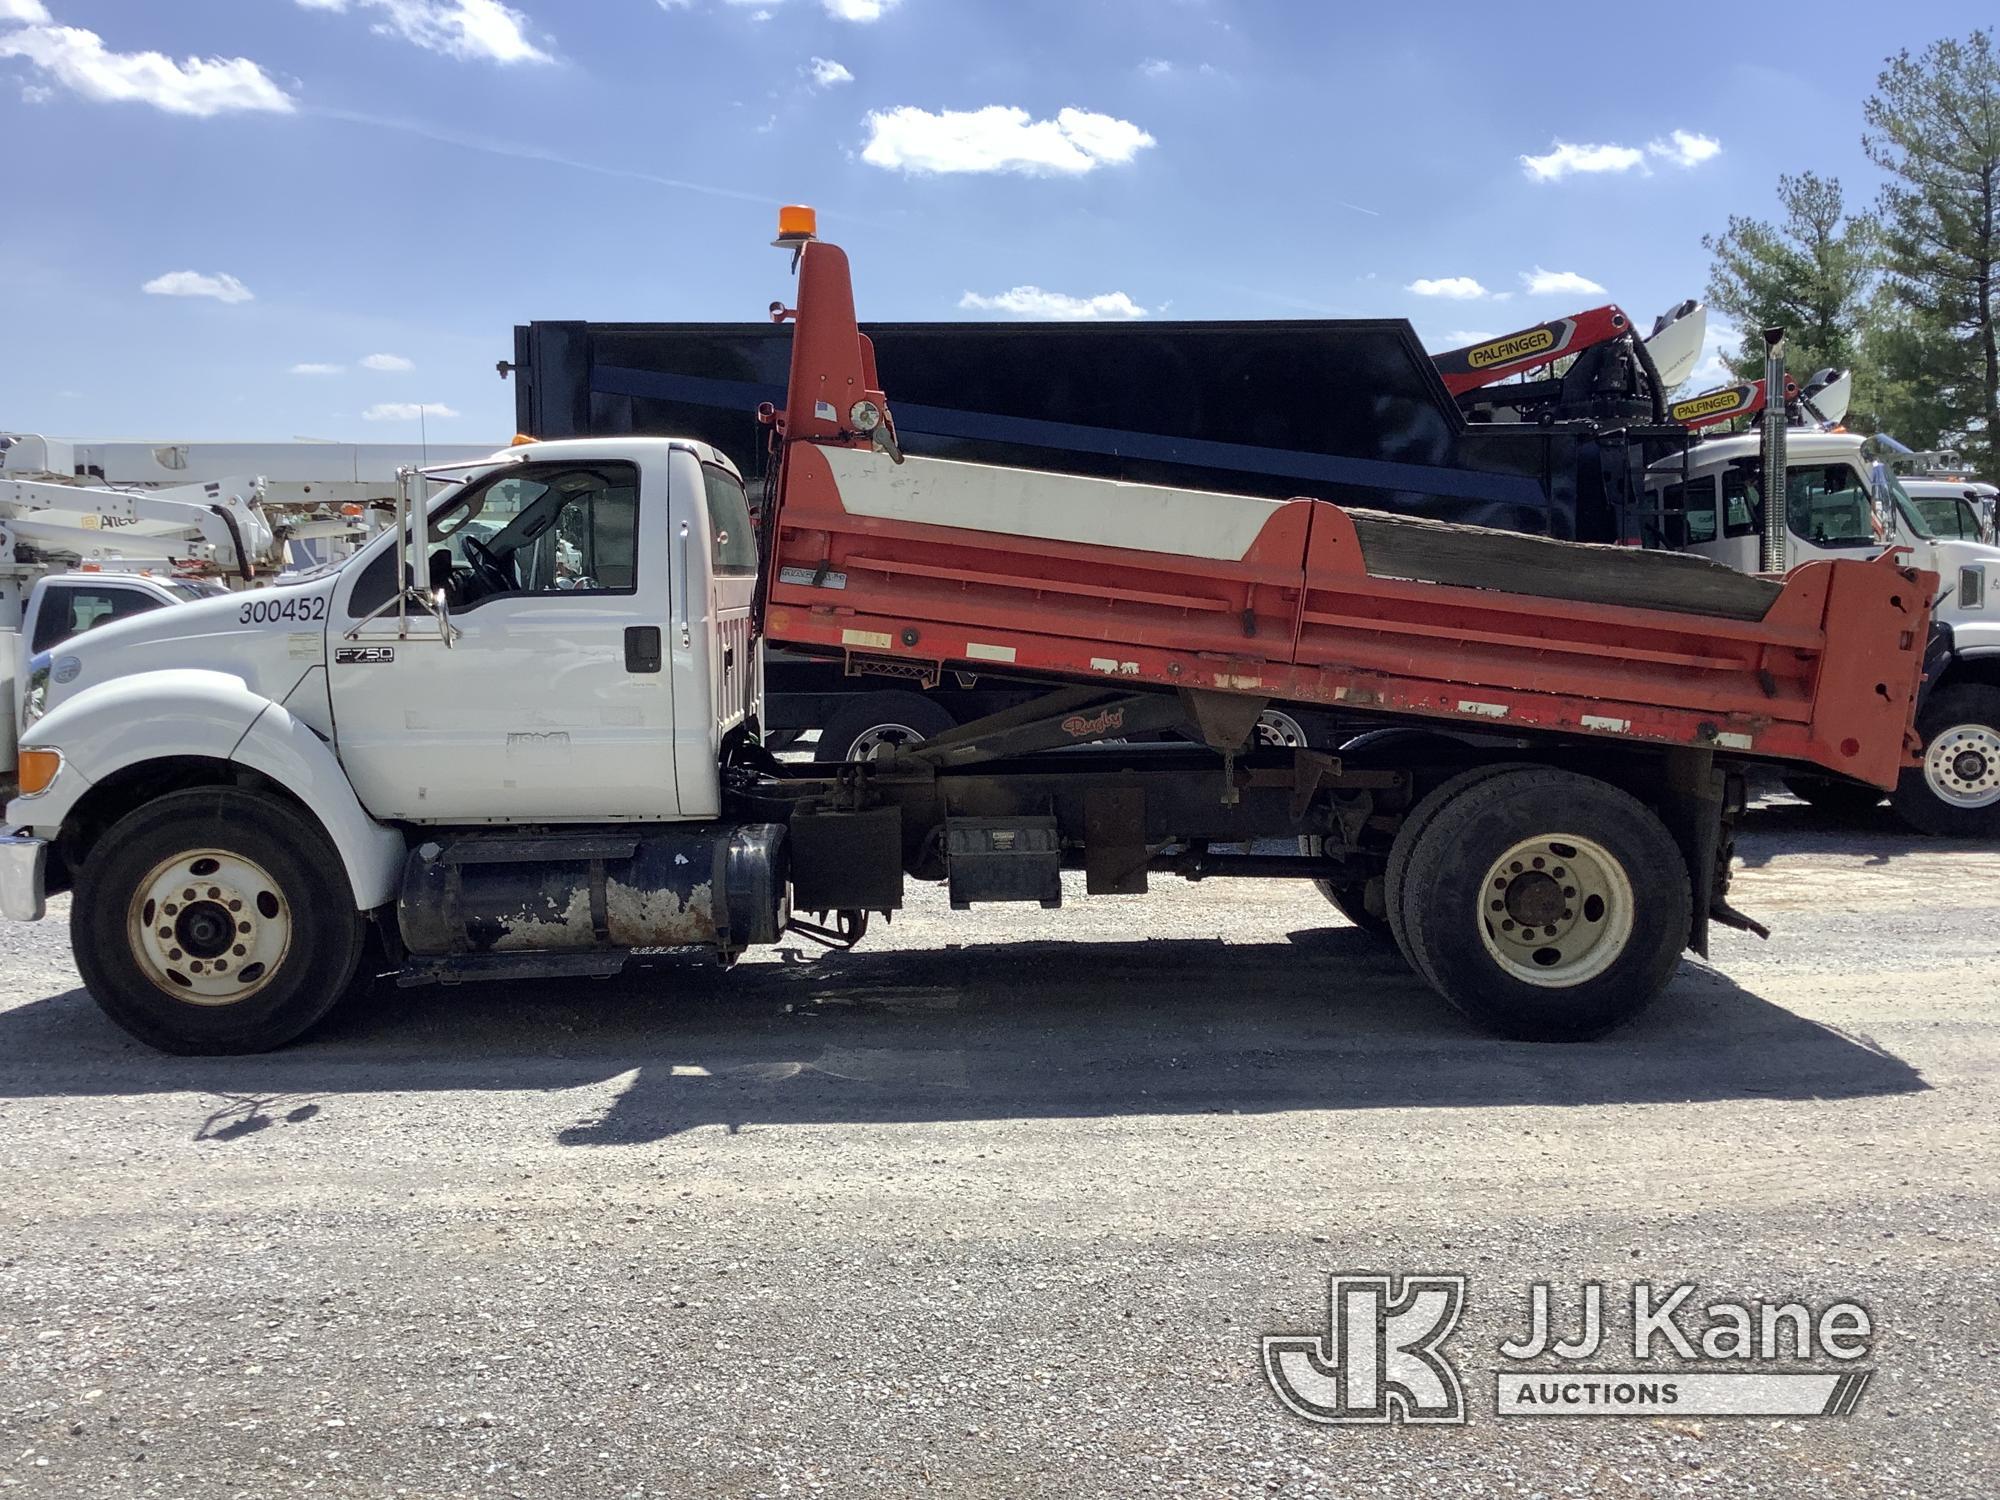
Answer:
1700, 29, 1999, 480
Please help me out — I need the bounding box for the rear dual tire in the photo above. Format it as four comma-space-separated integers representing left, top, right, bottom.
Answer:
1389, 767, 1691, 1041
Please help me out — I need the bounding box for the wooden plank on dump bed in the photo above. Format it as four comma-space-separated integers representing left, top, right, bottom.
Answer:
1345, 510, 1784, 622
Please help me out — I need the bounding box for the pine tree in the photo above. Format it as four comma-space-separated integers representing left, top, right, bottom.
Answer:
1700, 173, 1879, 423
1703, 171, 1876, 378
1863, 29, 2000, 478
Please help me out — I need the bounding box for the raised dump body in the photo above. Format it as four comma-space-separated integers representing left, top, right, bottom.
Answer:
760, 241, 1933, 792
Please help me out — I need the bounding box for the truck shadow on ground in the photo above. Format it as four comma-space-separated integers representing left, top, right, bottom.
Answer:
1731, 799, 1990, 867
0, 928, 1925, 1141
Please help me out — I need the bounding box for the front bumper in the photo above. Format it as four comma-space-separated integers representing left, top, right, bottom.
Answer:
0, 833, 49, 922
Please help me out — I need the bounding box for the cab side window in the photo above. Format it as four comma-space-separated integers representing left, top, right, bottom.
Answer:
347, 461, 643, 618
702, 465, 758, 576
1786, 465, 1875, 547
1722, 470, 1760, 537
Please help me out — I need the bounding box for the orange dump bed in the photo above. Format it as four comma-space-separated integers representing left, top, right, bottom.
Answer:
759, 240, 1935, 789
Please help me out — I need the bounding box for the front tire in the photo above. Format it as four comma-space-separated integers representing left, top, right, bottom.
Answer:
1398, 768, 1691, 1041
71, 787, 365, 1054
1890, 684, 2000, 837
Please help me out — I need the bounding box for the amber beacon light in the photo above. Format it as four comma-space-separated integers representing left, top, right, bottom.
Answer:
773, 204, 818, 246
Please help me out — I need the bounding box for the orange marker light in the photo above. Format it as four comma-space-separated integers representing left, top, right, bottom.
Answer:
775, 204, 818, 243
510, 433, 538, 446
17, 748, 61, 797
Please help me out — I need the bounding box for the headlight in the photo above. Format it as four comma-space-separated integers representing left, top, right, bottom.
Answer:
21, 653, 51, 728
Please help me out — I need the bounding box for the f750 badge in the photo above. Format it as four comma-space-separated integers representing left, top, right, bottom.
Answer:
334, 646, 396, 665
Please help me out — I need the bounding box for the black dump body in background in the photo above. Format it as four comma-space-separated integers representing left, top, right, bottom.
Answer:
511, 320, 1690, 543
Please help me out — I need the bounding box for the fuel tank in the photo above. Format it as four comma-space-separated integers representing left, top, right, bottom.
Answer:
398, 824, 788, 957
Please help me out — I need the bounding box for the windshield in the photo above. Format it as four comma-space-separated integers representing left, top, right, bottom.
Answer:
1880, 470, 1935, 541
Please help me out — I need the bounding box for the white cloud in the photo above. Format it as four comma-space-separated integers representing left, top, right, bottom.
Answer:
806, 56, 851, 88
291, 362, 344, 375
958, 286, 1148, 320
363, 402, 459, 421
1139, 57, 1173, 77
1522, 267, 1607, 297
143, 270, 254, 304
19, 81, 50, 102
0, 1, 51, 24
0, 24, 295, 115
1520, 140, 1645, 182
1406, 276, 1488, 300
361, 352, 415, 371
1648, 129, 1721, 168
295, 0, 550, 65
822, 0, 899, 18
1433, 330, 1497, 350
861, 104, 1155, 176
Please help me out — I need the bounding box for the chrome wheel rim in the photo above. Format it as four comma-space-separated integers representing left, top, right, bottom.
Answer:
127, 848, 291, 1006
1923, 723, 2000, 809
848, 722, 929, 760
1255, 710, 1308, 748
1476, 833, 1633, 988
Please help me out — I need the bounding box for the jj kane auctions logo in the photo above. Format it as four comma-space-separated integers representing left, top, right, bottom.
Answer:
1263, 1275, 1874, 1423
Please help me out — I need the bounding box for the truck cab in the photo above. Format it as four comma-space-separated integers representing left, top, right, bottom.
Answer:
1900, 477, 1996, 546
1646, 432, 2000, 835
324, 438, 760, 822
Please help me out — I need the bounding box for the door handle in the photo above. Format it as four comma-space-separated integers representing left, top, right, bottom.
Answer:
677, 520, 691, 649
625, 625, 662, 674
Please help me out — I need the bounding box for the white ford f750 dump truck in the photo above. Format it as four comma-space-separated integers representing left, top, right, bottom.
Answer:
0, 212, 1937, 1054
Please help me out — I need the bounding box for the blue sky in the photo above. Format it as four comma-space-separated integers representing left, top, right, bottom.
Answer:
1, 0, 1988, 443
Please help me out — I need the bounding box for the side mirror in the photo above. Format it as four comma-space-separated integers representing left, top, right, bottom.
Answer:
1866, 460, 1897, 538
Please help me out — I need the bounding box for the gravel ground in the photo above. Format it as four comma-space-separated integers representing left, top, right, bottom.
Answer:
0, 793, 1996, 1498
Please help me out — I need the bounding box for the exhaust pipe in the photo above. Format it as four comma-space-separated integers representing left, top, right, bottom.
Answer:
1760, 327, 1787, 574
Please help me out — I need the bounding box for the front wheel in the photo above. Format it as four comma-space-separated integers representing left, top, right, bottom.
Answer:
71, 787, 365, 1054
1397, 768, 1691, 1041
1890, 684, 2000, 837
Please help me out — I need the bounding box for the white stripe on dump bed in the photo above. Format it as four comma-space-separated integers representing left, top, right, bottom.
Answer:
817, 444, 1289, 563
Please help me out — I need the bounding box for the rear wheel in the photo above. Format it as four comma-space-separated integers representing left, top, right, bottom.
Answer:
814, 691, 959, 763
1890, 684, 2000, 837
1300, 863, 1391, 939
71, 787, 365, 1054
1398, 767, 1690, 1041
1385, 764, 1523, 981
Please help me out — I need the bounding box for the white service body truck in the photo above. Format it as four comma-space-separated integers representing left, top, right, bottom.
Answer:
1648, 429, 2000, 834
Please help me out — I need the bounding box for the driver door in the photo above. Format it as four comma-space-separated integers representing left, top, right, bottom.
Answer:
328, 454, 681, 823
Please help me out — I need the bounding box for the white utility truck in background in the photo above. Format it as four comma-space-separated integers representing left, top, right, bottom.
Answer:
1, 433, 498, 570
1647, 427, 2000, 835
